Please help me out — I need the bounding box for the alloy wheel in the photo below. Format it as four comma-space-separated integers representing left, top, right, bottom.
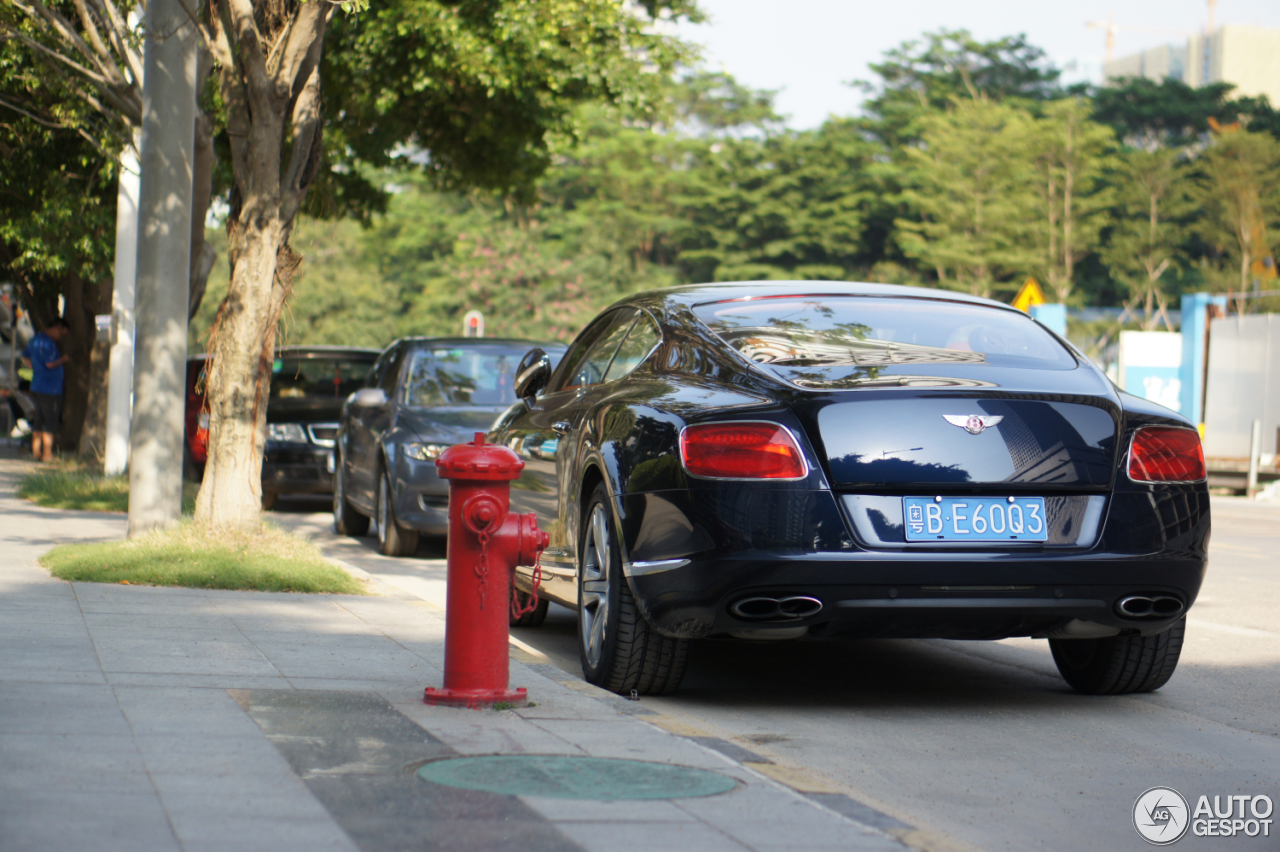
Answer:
579, 503, 612, 669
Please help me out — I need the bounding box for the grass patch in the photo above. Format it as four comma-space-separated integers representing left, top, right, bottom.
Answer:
19, 461, 198, 514
41, 522, 367, 595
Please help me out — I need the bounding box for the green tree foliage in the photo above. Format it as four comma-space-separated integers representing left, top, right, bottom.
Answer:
1092, 77, 1280, 148
893, 98, 1038, 298
855, 29, 1062, 148
1101, 148, 1197, 327
0, 36, 118, 451
1193, 128, 1280, 293
1026, 98, 1116, 303
677, 120, 877, 282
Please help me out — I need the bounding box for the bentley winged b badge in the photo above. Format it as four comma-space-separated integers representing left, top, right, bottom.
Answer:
944, 414, 1003, 435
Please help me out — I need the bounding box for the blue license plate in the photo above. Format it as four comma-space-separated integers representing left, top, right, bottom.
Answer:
903, 496, 1047, 542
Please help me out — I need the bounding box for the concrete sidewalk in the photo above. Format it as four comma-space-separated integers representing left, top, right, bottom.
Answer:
0, 455, 914, 852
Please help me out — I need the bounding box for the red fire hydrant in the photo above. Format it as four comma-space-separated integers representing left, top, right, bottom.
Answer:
424, 433, 549, 708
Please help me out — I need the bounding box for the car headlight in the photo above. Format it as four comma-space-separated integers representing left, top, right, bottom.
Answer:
403, 442, 447, 462
267, 423, 308, 443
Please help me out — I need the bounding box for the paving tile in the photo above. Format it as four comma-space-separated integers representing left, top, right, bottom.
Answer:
166, 814, 359, 851
555, 820, 751, 852
0, 682, 131, 735
113, 685, 266, 736
134, 734, 297, 776
0, 768, 156, 795
0, 733, 146, 774
154, 771, 331, 819
93, 636, 280, 677
106, 671, 294, 689
0, 789, 180, 852
521, 796, 699, 823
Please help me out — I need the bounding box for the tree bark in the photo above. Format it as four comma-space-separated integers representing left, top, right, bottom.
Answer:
78, 275, 114, 460
57, 269, 106, 453
193, 0, 330, 529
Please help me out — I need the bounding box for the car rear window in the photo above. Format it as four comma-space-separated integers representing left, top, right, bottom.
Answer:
403, 346, 529, 406
271, 356, 375, 399
693, 295, 1076, 388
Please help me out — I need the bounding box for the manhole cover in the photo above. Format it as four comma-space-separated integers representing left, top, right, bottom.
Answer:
416, 755, 738, 800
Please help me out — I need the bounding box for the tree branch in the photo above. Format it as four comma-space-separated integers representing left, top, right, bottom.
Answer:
225, 0, 272, 113
280, 34, 326, 222
95, 0, 146, 86
71, 0, 129, 88
25, 0, 115, 84
170, 0, 219, 61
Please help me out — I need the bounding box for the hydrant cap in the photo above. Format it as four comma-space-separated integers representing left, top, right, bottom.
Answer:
435, 433, 525, 481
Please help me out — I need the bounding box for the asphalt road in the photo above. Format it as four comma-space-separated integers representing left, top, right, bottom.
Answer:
273, 495, 1280, 852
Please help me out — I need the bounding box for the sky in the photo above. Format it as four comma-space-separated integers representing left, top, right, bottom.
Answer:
675, 0, 1280, 129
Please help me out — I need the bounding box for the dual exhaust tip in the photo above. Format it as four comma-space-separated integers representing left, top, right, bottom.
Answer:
1116, 594, 1185, 619
730, 595, 823, 621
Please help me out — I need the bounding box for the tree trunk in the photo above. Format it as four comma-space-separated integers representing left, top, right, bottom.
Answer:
192, 0, 330, 528
58, 270, 103, 453
78, 276, 115, 460
194, 215, 292, 528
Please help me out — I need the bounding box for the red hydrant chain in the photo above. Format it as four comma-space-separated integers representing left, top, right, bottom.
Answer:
510, 551, 543, 620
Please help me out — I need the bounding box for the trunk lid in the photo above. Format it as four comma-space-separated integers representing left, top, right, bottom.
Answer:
804, 391, 1119, 490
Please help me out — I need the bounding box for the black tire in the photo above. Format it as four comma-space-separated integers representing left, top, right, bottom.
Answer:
578, 483, 688, 695
332, 456, 369, 537
1050, 617, 1185, 695
510, 592, 550, 627
376, 469, 419, 557
261, 491, 278, 511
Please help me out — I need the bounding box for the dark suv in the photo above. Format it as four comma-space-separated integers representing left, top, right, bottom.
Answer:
185, 347, 380, 506
262, 346, 381, 508
333, 337, 565, 555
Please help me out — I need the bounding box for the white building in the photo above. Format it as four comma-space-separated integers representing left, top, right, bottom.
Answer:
1104, 25, 1280, 105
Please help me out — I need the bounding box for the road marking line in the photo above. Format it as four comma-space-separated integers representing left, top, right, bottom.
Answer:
644, 715, 713, 738
743, 761, 842, 794
1188, 618, 1275, 638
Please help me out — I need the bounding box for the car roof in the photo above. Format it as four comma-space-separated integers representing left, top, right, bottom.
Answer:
629, 281, 1020, 313
393, 337, 567, 349
275, 345, 381, 357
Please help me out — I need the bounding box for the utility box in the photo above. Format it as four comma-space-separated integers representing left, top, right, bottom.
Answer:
1118, 331, 1182, 413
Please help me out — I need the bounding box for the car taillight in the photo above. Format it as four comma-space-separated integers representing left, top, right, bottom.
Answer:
1128, 427, 1205, 483
679, 422, 806, 479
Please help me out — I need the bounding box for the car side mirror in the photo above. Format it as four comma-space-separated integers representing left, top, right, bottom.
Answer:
351, 387, 389, 408
515, 348, 552, 400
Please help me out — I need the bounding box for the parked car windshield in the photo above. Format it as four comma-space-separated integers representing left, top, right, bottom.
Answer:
694, 295, 1076, 389
271, 356, 375, 399
402, 345, 530, 407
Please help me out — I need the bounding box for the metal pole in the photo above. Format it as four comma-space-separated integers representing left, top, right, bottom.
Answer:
1247, 419, 1262, 499
127, 0, 197, 536
104, 138, 141, 476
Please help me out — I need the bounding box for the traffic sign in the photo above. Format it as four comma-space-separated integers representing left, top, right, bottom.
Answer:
1012, 277, 1047, 313
463, 310, 484, 338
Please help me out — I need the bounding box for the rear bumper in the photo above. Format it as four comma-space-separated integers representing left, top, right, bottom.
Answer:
616, 483, 1210, 640
627, 553, 1205, 640
262, 445, 334, 495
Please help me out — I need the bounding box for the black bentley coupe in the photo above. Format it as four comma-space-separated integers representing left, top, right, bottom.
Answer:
491, 282, 1209, 697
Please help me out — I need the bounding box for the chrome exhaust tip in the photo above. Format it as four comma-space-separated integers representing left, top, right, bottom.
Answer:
1116, 595, 1185, 619
729, 595, 823, 621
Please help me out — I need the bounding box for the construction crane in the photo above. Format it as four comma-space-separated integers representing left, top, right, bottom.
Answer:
1085, 12, 1193, 63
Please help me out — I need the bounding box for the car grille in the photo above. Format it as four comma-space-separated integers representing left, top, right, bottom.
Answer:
307, 423, 339, 447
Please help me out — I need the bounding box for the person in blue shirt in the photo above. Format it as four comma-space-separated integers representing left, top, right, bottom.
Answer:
21, 318, 70, 462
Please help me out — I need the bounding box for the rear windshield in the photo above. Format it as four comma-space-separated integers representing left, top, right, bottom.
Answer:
693, 296, 1076, 389
402, 345, 529, 407
271, 356, 375, 399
